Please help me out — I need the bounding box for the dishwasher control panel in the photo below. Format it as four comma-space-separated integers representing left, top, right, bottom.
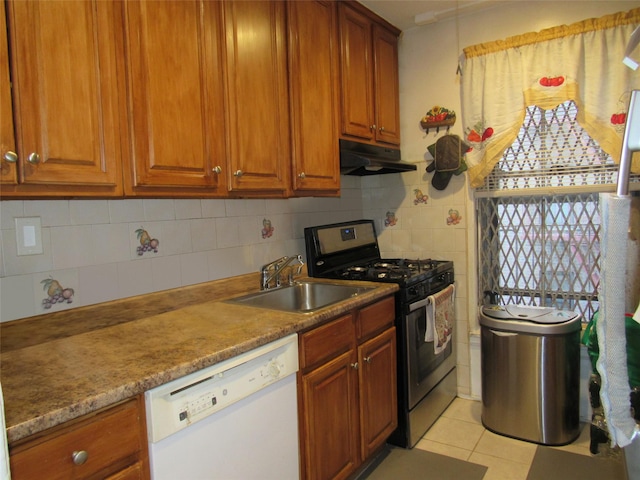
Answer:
145, 334, 298, 443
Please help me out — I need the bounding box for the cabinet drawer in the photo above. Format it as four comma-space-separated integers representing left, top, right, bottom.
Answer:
10, 398, 145, 480
356, 296, 395, 341
300, 314, 355, 370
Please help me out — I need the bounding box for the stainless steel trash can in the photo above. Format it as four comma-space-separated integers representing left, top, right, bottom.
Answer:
480, 305, 582, 445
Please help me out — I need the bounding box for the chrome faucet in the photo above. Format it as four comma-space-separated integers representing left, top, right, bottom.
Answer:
260, 254, 304, 290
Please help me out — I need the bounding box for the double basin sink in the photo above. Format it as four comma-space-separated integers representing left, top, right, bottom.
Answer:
227, 281, 374, 313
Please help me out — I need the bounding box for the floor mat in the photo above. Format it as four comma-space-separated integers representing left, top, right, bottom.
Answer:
362, 446, 487, 480
527, 446, 626, 480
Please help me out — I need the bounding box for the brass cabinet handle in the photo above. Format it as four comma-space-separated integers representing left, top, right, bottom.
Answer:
370, 124, 376, 131
233, 170, 243, 177
298, 172, 306, 179
3, 151, 17, 163
212, 166, 222, 174
363, 356, 372, 364
72, 450, 89, 465
27, 152, 40, 164
350, 362, 358, 370
379, 126, 385, 133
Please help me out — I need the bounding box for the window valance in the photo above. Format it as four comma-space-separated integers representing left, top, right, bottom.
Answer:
460, 8, 640, 188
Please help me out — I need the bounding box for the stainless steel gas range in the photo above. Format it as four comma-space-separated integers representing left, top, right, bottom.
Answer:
304, 219, 456, 448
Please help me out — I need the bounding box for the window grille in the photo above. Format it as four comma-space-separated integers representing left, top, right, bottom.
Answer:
476, 100, 639, 321
478, 194, 600, 320
477, 101, 640, 193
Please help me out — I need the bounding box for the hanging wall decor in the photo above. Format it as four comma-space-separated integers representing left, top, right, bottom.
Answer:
421, 106, 456, 133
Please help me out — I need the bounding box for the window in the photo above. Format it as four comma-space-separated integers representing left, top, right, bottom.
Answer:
477, 101, 639, 322
478, 193, 600, 320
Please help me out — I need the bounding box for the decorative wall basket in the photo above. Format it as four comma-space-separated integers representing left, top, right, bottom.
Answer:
421, 106, 456, 133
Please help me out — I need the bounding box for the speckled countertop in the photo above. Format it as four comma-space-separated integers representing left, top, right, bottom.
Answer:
0, 272, 397, 444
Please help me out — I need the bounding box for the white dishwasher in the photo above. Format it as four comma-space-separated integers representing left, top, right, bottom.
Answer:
145, 333, 299, 480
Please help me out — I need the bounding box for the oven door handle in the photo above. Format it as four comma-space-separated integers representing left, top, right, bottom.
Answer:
409, 297, 431, 312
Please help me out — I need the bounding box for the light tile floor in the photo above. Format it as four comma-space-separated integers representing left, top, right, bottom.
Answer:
414, 397, 593, 480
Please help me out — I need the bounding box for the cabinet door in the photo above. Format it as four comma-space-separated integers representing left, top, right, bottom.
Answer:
224, 0, 290, 194
105, 462, 146, 480
373, 25, 401, 145
5, 0, 123, 195
288, 0, 340, 195
359, 327, 397, 460
0, 4, 16, 185
123, 0, 227, 195
300, 350, 360, 480
338, 3, 374, 142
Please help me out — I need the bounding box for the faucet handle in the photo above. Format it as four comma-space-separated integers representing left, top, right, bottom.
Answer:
286, 255, 305, 285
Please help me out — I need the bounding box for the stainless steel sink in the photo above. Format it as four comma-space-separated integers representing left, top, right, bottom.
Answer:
226, 282, 374, 313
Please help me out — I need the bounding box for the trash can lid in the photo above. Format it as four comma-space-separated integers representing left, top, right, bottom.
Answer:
480, 305, 582, 334
482, 305, 581, 323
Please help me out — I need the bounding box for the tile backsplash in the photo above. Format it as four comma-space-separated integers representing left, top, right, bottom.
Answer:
0, 178, 365, 322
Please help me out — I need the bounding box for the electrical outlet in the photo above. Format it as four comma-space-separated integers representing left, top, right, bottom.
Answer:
15, 217, 43, 255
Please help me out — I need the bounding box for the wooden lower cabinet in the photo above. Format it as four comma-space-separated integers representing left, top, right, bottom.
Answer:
298, 296, 397, 480
9, 396, 149, 480
358, 327, 397, 460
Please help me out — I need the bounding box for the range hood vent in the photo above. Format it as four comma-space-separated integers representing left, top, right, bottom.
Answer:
340, 139, 417, 176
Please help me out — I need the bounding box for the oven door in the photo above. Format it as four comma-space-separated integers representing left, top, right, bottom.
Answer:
405, 293, 456, 409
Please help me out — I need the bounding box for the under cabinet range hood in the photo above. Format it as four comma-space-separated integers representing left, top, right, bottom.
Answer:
339, 139, 417, 175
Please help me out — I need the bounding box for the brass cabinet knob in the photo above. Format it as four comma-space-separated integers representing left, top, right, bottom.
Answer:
350, 362, 359, 370
233, 170, 243, 177
72, 450, 89, 465
3, 151, 17, 163
298, 172, 306, 179
212, 166, 222, 174
27, 152, 41, 164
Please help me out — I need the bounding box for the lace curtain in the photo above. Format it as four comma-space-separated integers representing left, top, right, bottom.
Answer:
460, 8, 640, 188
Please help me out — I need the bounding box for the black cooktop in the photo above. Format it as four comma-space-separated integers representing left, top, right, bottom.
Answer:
304, 220, 453, 288
332, 258, 451, 283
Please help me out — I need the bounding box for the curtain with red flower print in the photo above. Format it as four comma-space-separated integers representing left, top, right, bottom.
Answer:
460, 8, 640, 188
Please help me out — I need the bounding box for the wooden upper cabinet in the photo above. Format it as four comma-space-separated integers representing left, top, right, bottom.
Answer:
372, 25, 401, 145
123, 0, 227, 196
338, 2, 400, 146
338, 3, 374, 142
223, 0, 290, 195
287, 0, 340, 195
0, 4, 17, 186
3, 0, 123, 197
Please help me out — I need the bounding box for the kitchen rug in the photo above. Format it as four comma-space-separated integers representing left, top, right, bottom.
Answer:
527, 446, 626, 480
361, 445, 487, 480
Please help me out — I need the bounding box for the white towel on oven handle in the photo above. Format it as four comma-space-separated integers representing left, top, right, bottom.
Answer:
425, 284, 455, 348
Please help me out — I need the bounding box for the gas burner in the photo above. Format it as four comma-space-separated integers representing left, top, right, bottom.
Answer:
348, 266, 368, 273
340, 266, 370, 280
403, 259, 436, 270
373, 262, 399, 269
369, 267, 410, 281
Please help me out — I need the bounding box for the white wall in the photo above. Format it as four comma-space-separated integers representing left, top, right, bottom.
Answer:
360, 0, 640, 399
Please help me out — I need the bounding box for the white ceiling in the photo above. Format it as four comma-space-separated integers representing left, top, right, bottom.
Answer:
358, 0, 513, 31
